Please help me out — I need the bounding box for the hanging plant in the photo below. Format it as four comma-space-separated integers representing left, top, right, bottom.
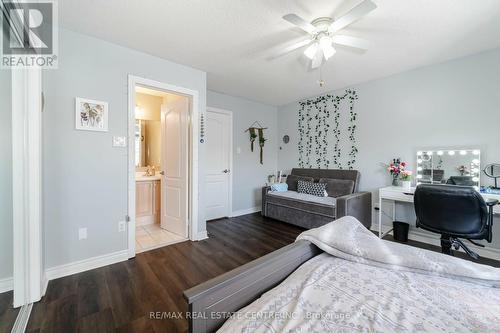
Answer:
296, 89, 359, 170
258, 128, 266, 164
249, 127, 257, 152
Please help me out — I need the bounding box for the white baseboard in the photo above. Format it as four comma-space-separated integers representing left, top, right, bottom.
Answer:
0, 276, 13, 293
45, 250, 129, 281
196, 230, 208, 241
373, 224, 500, 261
231, 206, 261, 217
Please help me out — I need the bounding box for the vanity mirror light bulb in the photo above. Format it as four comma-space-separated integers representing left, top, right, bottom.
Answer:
460, 150, 467, 155
472, 177, 479, 182
417, 151, 423, 156
427, 151, 433, 156
417, 167, 423, 171
473, 150, 480, 155
472, 159, 480, 164
437, 151, 444, 156
417, 159, 422, 164
417, 174, 423, 179
448, 151, 455, 156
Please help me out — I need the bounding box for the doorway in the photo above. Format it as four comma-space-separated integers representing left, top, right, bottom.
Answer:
205, 107, 233, 220
128, 76, 200, 257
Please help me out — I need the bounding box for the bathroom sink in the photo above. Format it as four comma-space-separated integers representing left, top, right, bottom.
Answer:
135, 173, 161, 181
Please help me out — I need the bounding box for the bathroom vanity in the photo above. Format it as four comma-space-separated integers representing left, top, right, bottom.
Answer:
136, 174, 161, 226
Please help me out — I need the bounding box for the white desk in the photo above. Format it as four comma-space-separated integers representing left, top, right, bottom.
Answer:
378, 186, 500, 238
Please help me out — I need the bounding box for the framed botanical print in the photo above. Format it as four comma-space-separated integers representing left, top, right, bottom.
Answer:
75, 97, 108, 131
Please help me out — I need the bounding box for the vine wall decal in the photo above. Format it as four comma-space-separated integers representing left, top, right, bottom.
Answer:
297, 89, 358, 169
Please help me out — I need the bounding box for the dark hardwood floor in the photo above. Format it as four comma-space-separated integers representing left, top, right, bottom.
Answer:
26, 213, 304, 333
0, 291, 19, 333
22, 213, 500, 333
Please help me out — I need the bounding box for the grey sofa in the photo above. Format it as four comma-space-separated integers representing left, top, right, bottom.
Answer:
262, 168, 372, 229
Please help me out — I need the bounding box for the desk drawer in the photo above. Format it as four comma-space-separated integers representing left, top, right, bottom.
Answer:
381, 191, 414, 203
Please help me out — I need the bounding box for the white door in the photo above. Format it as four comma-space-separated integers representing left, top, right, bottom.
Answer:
205, 110, 231, 220
160, 97, 189, 238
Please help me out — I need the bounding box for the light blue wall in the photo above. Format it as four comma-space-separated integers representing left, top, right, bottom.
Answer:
43, 29, 207, 268
277, 48, 500, 248
207, 91, 278, 212
0, 69, 13, 280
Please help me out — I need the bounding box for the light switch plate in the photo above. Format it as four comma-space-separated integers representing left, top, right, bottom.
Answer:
112, 136, 127, 147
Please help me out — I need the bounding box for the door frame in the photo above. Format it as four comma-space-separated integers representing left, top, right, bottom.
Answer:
206, 107, 233, 218
12, 67, 44, 308
127, 75, 200, 258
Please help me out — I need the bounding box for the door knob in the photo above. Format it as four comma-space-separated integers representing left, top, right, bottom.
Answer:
222, 169, 230, 173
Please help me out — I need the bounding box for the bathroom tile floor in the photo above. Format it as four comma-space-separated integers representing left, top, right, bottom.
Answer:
135, 223, 186, 253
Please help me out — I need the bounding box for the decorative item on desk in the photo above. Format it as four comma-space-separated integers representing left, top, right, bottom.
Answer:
386, 158, 408, 186
400, 170, 413, 190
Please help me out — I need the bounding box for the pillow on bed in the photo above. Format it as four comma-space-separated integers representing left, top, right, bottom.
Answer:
297, 180, 327, 197
319, 178, 355, 197
286, 175, 314, 191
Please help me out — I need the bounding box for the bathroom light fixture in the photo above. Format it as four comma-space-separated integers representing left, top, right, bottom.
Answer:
448, 151, 455, 156
460, 150, 467, 155
473, 150, 480, 155
437, 151, 444, 156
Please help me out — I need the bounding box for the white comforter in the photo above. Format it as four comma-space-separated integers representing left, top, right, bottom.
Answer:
218, 217, 500, 333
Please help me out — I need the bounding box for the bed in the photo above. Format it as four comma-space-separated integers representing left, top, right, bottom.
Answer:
183, 217, 500, 333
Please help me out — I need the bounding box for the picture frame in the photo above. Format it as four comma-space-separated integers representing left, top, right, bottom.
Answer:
75, 97, 108, 132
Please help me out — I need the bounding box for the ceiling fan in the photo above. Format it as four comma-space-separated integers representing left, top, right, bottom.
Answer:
278, 0, 377, 69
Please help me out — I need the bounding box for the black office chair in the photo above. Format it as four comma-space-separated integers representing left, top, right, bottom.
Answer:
414, 184, 498, 259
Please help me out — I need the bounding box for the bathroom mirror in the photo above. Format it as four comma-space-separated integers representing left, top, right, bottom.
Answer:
135, 119, 161, 168
484, 163, 500, 188
416, 149, 481, 187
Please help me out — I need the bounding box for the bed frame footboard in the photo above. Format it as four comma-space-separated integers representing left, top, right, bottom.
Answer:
183, 240, 322, 333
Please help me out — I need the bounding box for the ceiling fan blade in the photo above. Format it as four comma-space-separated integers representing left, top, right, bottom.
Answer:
283, 14, 316, 34
332, 35, 370, 50
328, 0, 377, 33
311, 49, 323, 69
268, 38, 313, 60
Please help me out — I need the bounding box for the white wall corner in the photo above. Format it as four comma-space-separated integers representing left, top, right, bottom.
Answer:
0, 277, 13, 293
231, 206, 261, 218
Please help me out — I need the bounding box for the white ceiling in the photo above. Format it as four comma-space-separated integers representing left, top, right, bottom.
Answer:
60, 0, 500, 106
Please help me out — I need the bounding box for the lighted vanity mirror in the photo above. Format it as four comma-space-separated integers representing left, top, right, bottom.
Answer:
416, 149, 481, 187
135, 119, 161, 168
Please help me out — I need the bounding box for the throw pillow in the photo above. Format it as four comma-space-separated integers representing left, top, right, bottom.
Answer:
270, 183, 288, 192
297, 180, 327, 197
286, 175, 314, 191
319, 178, 355, 198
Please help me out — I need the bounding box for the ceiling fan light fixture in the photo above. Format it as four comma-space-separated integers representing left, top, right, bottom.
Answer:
323, 45, 336, 60
304, 42, 319, 59
319, 35, 336, 60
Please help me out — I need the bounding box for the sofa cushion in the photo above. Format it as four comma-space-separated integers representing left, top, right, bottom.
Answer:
297, 180, 327, 197
286, 175, 314, 191
319, 178, 355, 198
267, 191, 336, 217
